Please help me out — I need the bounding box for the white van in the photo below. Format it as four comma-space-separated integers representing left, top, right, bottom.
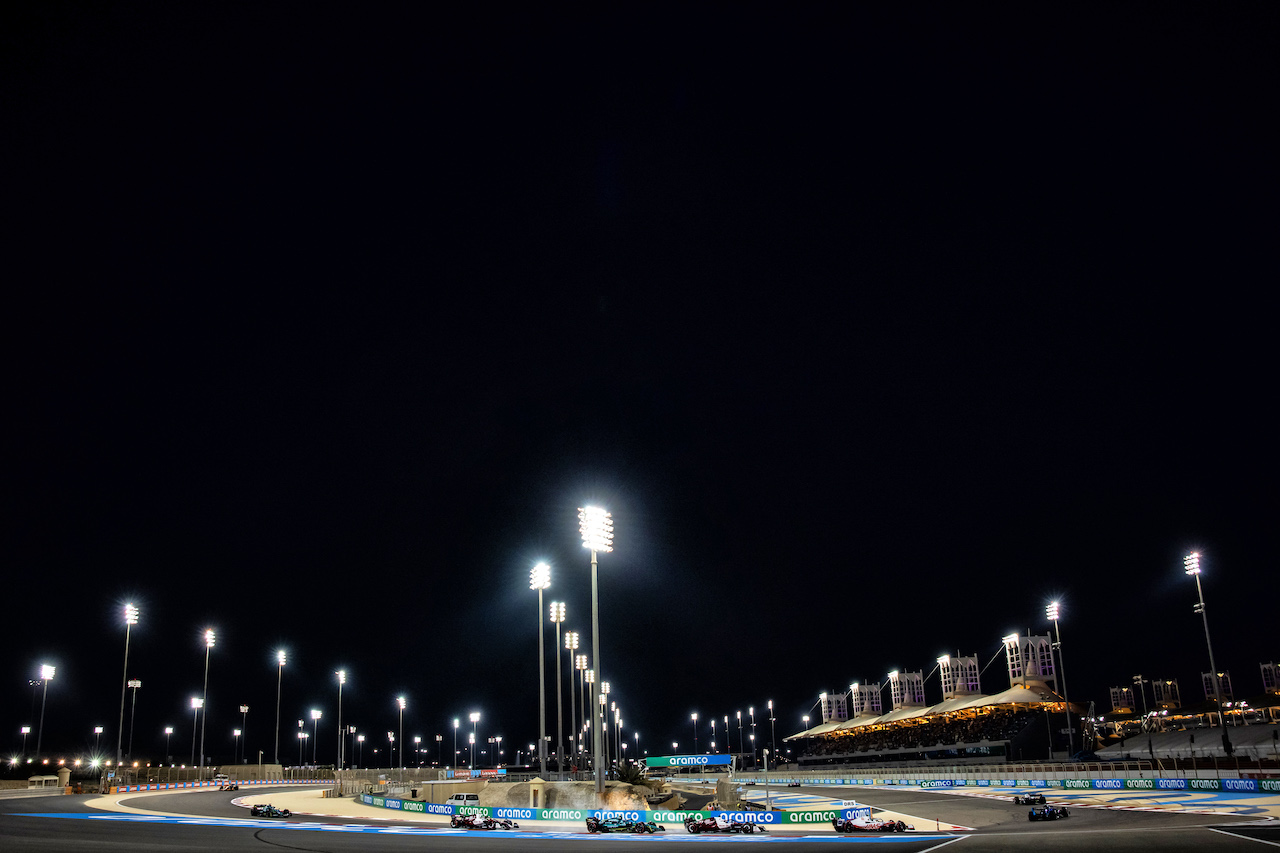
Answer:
445, 792, 480, 809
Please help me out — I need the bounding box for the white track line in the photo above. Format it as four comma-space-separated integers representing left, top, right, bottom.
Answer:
1206, 828, 1280, 847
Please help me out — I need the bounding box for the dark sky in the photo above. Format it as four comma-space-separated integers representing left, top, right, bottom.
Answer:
4, 4, 1276, 768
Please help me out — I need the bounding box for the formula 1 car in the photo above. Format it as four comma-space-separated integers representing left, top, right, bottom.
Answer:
250, 804, 291, 818
450, 814, 520, 830
586, 816, 665, 833
218, 782, 240, 791
832, 816, 912, 833
787, 781, 801, 787
684, 815, 764, 834
1013, 793, 1046, 805
1028, 805, 1070, 821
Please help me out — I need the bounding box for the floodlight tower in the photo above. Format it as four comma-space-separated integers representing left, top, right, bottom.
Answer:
1045, 602, 1074, 757
691, 713, 699, 753
274, 650, 286, 764
199, 629, 215, 767
530, 562, 551, 777
565, 631, 580, 764
116, 603, 139, 770
578, 506, 613, 796
396, 697, 406, 768
1185, 552, 1232, 755
336, 672, 346, 768
550, 601, 566, 773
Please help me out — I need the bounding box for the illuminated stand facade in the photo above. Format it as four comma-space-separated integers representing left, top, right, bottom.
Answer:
1153, 679, 1181, 710
887, 671, 926, 712
1003, 634, 1058, 693
819, 691, 849, 724
848, 681, 881, 719
1110, 686, 1135, 714
1202, 670, 1233, 702
938, 654, 981, 700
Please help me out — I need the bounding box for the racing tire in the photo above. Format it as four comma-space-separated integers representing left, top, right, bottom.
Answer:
1028, 812, 1035, 821
280, 810, 291, 818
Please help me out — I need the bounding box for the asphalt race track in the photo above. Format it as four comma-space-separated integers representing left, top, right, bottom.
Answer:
1, 785, 1277, 853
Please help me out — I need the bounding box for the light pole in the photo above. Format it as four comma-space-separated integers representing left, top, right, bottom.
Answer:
21, 726, 31, 756
736, 710, 743, 757
584, 669, 595, 764
469, 731, 475, 768
691, 713, 699, 753
164, 726, 173, 760
388, 731, 395, 769
127, 680, 141, 760
414, 735, 421, 765
1046, 601, 1074, 757
239, 705, 249, 765
1186, 552, 1233, 755
530, 561, 551, 777
94, 726, 104, 752
469, 712, 480, 768
116, 603, 138, 770
36, 664, 55, 758
802, 714, 809, 732
565, 631, 580, 765
190, 697, 203, 765
576, 656, 588, 761
234, 728, 241, 763
550, 601, 566, 774
768, 700, 776, 766
579, 505, 613, 797
274, 650, 286, 765
453, 719, 459, 768
199, 629, 215, 768
723, 715, 729, 758
357, 734, 364, 767
710, 718, 717, 752
311, 710, 322, 765
336, 672, 346, 769
397, 697, 406, 769
298, 731, 307, 765
436, 733, 442, 766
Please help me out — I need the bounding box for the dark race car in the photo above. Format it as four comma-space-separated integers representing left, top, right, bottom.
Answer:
1013, 793, 1046, 805
250, 803, 291, 818
684, 815, 764, 834
787, 781, 801, 787
832, 816, 912, 833
1028, 805, 1070, 821
586, 816, 665, 833
450, 814, 520, 830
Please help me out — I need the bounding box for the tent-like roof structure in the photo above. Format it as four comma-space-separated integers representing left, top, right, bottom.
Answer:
785, 682, 1067, 740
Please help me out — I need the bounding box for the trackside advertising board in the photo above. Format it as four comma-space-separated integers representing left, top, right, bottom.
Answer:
357, 795, 854, 825
645, 754, 733, 768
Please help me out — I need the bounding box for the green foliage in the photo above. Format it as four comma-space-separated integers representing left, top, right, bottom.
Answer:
616, 764, 661, 791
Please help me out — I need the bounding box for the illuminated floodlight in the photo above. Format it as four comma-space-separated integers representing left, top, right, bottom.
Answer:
1001, 633, 1019, 646
529, 562, 550, 591
578, 506, 614, 553
887, 670, 899, 679
124, 603, 139, 625
191, 697, 203, 710
550, 601, 566, 623
1046, 601, 1060, 621
1184, 552, 1201, 575
565, 631, 579, 651
337, 670, 346, 685
277, 650, 287, 666
937, 654, 950, 665
311, 709, 322, 721
41, 665, 55, 681
204, 629, 216, 648
397, 696, 406, 711
576, 654, 587, 670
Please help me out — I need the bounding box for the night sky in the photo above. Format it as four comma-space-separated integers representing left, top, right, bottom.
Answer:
4, 4, 1275, 769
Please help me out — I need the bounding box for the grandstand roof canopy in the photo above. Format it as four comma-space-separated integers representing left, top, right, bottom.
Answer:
784, 681, 1066, 740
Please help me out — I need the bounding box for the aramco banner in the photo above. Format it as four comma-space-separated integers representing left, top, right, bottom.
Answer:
645, 754, 733, 768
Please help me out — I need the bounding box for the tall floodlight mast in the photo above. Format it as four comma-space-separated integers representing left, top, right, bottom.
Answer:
578, 506, 614, 797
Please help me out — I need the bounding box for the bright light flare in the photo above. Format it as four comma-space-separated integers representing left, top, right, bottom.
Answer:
277, 650, 287, 666
311, 709, 322, 721
397, 696, 406, 711
124, 603, 139, 625
529, 562, 551, 591
578, 506, 614, 553
1046, 601, 1060, 621
204, 629, 216, 648
1184, 551, 1201, 575
40, 665, 55, 680
337, 670, 346, 685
